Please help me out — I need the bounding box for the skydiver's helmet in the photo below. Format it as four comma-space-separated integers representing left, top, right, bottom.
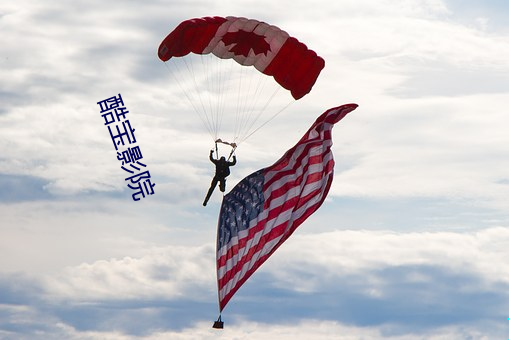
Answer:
220, 157, 226, 162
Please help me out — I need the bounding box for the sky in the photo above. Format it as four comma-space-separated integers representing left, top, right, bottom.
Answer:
1, 0, 509, 339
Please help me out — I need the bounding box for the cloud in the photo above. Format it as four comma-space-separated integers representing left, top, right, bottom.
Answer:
233, 227, 509, 333
81, 319, 505, 340
0, 174, 52, 202
43, 244, 216, 302
0, 227, 501, 337
269, 227, 509, 288
1, 308, 502, 340
330, 93, 509, 209
1, 0, 509, 338
2, 0, 508, 207
0, 196, 222, 276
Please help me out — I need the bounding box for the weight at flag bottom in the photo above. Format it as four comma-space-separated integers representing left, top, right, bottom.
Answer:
216, 103, 358, 311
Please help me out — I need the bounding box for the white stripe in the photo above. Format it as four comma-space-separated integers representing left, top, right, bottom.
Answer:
203, 17, 289, 70
217, 152, 333, 277
264, 128, 333, 184
264, 147, 325, 187
217, 226, 251, 260
217, 165, 333, 281
218, 120, 335, 294
264, 151, 333, 196
218, 223, 267, 280
217, 150, 331, 250
219, 233, 284, 298
219, 178, 332, 297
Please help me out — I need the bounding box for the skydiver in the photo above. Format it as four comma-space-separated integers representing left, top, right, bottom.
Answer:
203, 149, 236, 206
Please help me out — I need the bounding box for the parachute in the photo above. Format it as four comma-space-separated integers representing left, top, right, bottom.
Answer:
158, 16, 325, 148
158, 17, 331, 328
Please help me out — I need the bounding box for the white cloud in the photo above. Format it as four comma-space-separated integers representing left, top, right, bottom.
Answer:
330, 93, 509, 209
37, 227, 509, 316
0, 198, 218, 275
266, 227, 509, 292
142, 320, 501, 340
1, 226, 508, 338
2, 0, 508, 207
4, 317, 502, 340
43, 244, 216, 302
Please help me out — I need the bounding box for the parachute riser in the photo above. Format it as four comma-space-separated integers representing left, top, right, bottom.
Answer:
215, 138, 237, 161
227, 147, 236, 162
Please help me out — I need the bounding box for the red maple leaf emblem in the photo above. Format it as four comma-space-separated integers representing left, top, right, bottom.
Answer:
221, 30, 271, 57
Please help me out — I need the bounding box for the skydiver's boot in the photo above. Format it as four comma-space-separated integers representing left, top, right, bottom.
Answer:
203, 181, 217, 206
203, 189, 212, 206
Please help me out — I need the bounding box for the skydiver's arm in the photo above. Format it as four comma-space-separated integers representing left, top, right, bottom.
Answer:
229, 156, 237, 166
209, 150, 215, 162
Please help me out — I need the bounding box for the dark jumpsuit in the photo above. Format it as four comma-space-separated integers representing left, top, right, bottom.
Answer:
203, 151, 236, 206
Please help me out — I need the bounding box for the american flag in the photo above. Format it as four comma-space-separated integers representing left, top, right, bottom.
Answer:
216, 104, 358, 311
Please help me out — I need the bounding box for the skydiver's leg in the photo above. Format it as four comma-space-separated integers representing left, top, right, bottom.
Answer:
203, 178, 219, 206
219, 178, 226, 192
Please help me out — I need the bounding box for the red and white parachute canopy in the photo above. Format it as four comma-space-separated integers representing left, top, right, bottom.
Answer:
158, 16, 325, 147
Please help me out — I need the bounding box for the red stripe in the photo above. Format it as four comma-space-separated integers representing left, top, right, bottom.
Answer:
265, 120, 333, 171
217, 222, 265, 267
218, 221, 287, 285
217, 153, 333, 268
217, 165, 333, 289
219, 242, 279, 310
218, 194, 331, 311
265, 138, 332, 188
218, 219, 289, 289
266, 151, 328, 186
216, 197, 293, 269
267, 154, 331, 201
